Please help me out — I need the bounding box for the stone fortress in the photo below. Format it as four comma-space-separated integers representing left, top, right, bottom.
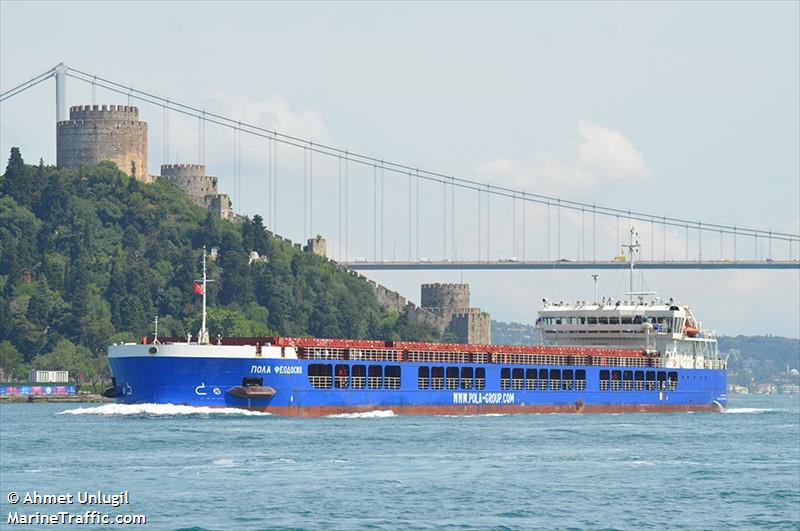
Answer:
56, 104, 232, 220
420, 283, 491, 344
57, 105, 149, 182
55, 104, 490, 343
160, 164, 231, 220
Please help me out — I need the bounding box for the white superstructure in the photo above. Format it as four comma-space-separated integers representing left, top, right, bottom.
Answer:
535, 228, 725, 371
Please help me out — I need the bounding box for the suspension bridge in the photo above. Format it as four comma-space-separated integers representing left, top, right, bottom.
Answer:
2, 63, 798, 272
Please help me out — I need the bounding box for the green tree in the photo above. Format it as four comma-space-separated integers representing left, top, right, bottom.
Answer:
0, 340, 23, 380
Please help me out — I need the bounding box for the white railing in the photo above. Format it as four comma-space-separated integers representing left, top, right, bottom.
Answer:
446, 378, 458, 390
367, 376, 382, 389
599, 381, 609, 391
500, 378, 510, 390
308, 376, 332, 389
576, 380, 586, 391
431, 377, 444, 390
475, 378, 485, 390
335, 377, 349, 389
418, 377, 429, 389
384, 376, 401, 389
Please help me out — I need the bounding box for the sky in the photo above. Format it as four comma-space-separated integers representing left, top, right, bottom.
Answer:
1, 1, 798, 337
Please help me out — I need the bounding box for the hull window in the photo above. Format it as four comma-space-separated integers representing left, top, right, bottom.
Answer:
549, 369, 561, 391
384, 365, 401, 389
352, 365, 366, 389
668, 371, 678, 391
446, 367, 459, 390
461, 367, 474, 390
431, 366, 444, 390
308, 364, 332, 389
525, 368, 537, 390
500, 368, 510, 390
563, 369, 574, 391
475, 367, 486, 390
646, 371, 656, 391
623, 370, 633, 391
599, 370, 610, 391
538, 368, 548, 391
575, 370, 586, 391
418, 367, 429, 389
368, 365, 382, 389
610, 370, 622, 391
512, 368, 524, 390
335, 364, 349, 389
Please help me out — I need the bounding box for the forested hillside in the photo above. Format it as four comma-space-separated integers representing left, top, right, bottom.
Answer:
0, 148, 439, 383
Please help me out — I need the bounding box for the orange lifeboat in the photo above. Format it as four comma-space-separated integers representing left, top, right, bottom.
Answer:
684, 323, 700, 337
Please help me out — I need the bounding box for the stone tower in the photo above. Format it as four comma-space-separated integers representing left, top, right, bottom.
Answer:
57, 105, 148, 181
420, 283, 491, 344
160, 164, 216, 203
160, 164, 232, 220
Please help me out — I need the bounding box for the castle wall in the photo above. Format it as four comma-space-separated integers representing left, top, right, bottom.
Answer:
447, 309, 492, 345
161, 164, 218, 204
206, 194, 232, 221
420, 283, 491, 344
421, 283, 470, 310
57, 105, 148, 181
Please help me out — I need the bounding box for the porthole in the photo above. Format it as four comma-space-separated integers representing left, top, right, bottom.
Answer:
148, 346, 158, 355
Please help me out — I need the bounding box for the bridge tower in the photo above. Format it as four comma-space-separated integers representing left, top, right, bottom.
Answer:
57, 104, 149, 181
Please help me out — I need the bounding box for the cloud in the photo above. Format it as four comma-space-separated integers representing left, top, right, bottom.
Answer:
476, 121, 652, 194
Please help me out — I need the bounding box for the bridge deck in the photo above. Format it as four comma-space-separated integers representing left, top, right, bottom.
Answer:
344, 260, 800, 270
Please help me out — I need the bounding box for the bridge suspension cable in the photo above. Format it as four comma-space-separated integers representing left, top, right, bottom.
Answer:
3, 63, 798, 248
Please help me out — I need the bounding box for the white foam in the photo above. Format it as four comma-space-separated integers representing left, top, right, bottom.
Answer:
212, 458, 236, 466
723, 407, 774, 414
57, 403, 272, 417
325, 410, 396, 419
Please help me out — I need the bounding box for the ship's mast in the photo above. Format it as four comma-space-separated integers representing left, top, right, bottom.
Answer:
198, 247, 211, 344
621, 227, 640, 299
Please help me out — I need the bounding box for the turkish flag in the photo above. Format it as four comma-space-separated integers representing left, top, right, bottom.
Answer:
193, 282, 204, 295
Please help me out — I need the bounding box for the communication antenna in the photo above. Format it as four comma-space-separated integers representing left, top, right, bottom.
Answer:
591, 274, 599, 304
621, 227, 640, 299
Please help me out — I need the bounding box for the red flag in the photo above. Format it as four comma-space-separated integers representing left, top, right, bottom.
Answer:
193, 282, 204, 295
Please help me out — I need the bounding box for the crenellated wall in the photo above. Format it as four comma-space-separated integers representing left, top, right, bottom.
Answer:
57, 105, 148, 181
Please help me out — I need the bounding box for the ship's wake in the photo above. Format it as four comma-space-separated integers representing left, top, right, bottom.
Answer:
723, 407, 777, 414
57, 403, 272, 417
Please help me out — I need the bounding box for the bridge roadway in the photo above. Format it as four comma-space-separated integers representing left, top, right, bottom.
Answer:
344, 259, 800, 271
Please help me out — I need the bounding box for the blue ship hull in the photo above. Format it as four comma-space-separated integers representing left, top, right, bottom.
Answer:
108, 353, 727, 416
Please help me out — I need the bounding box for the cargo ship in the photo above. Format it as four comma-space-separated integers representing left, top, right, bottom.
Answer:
105, 232, 727, 416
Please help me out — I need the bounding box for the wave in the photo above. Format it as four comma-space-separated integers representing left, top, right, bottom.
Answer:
325, 410, 396, 419
57, 403, 272, 417
723, 407, 776, 414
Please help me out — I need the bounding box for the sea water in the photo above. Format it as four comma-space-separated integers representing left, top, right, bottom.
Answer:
0, 394, 798, 530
